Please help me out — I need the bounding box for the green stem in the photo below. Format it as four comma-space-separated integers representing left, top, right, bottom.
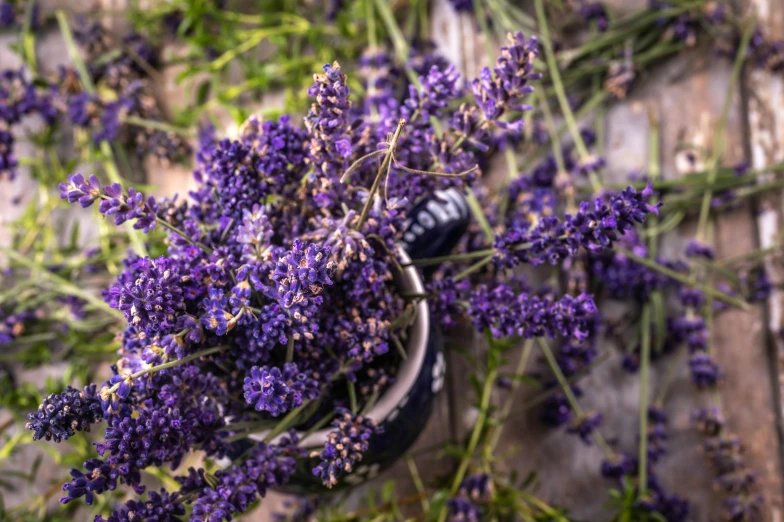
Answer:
537, 89, 567, 174
365, 0, 378, 121
488, 341, 533, 452
124, 116, 195, 137
647, 108, 660, 255
697, 22, 753, 241
56, 11, 95, 94
356, 119, 406, 229
453, 256, 493, 282
4, 249, 124, 320
107, 345, 229, 394
286, 337, 295, 363
156, 217, 213, 253
537, 338, 615, 459
406, 456, 430, 514
465, 189, 495, 243
264, 404, 307, 443
372, 0, 420, 86
654, 346, 687, 405
21, 1, 37, 73
719, 243, 784, 266
638, 305, 651, 493
407, 249, 495, 266
616, 248, 749, 310
534, 0, 601, 192
435, 367, 498, 522
348, 381, 358, 414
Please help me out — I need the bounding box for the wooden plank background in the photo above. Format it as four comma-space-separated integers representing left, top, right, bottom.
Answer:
3, 1, 784, 520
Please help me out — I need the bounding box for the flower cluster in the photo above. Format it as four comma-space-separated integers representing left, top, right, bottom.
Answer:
493, 184, 660, 267
447, 474, 492, 522
471, 31, 540, 125
95, 489, 185, 522
106, 256, 186, 332
579, 2, 609, 31
189, 436, 304, 521
468, 283, 597, 341
243, 363, 320, 417
270, 240, 335, 320
567, 411, 603, 444
59, 174, 159, 232
311, 408, 381, 488
25, 385, 103, 442
693, 408, 764, 521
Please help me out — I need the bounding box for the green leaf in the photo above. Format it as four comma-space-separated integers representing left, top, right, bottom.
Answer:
381, 480, 396, 503
0, 432, 26, 460
196, 80, 212, 106
29, 453, 45, 487
426, 491, 450, 522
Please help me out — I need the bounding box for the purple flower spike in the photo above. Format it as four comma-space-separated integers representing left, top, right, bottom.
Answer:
567, 411, 603, 445
243, 363, 320, 417
689, 353, 721, 388
106, 256, 185, 334
471, 31, 540, 123
25, 385, 103, 442
270, 240, 334, 320
311, 408, 381, 488
97, 182, 159, 233
59, 173, 103, 208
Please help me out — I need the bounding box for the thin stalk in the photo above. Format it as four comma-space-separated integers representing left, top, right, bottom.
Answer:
356, 119, 406, 229
406, 456, 430, 513
286, 338, 295, 363
473, 0, 498, 65
616, 248, 749, 310
654, 346, 687, 405
435, 366, 498, 522
647, 107, 661, 256
504, 142, 519, 181
534, 0, 601, 192
465, 190, 495, 243
407, 249, 495, 266
155, 217, 213, 253
719, 243, 784, 266
537, 90, 567, 174
488, 340, 533, 452
348, 381, 358, 414
56, 11, 95, 94
638, 305, 651, 493
518, 90, 609, 172
453, 255, 493, 282
372, 0, 420, 86
638, 210, 684, 238
697, 22, 753, 241
4, 249, 124, 320
106, 345, 229, 394
264, 404, 308, 442
537, 338, 615, 459
301, 409, 334, 439
124, 116, 195, 137
21, 1, 37, 73
365, 0, 379, 121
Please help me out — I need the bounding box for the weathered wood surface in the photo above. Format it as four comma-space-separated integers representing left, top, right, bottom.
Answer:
3, 1, 784, 521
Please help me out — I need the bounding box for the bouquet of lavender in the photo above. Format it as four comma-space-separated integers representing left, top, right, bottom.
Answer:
22, 27, 664, 521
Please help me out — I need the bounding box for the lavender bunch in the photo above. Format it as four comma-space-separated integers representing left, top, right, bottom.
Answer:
22, 14, 677, 520
311, 409, 381, 488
